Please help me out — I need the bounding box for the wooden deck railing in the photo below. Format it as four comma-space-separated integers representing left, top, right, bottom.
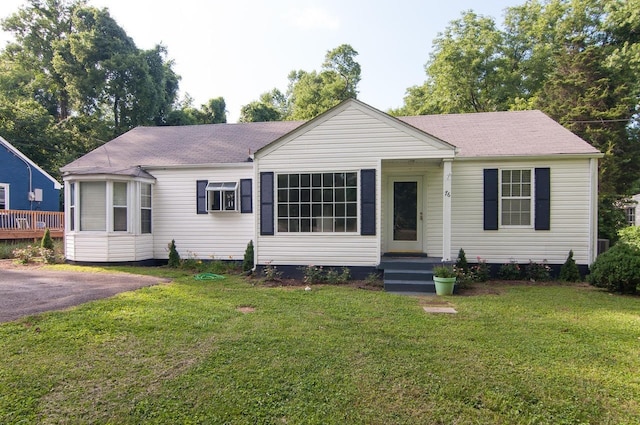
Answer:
0, 209, 64, 240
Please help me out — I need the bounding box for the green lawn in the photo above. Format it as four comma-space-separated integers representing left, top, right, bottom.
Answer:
1, 270, 639, 424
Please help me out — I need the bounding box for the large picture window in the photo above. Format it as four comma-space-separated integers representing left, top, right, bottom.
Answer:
501, 169, 532, 226
277, 172, 358, 233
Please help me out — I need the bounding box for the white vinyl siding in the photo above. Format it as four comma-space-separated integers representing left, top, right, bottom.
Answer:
65, 233, 153, 262
256, 102, 453, 267
65, 179, 154, 262
450, 159, 594, 265
149, 166, 255, 261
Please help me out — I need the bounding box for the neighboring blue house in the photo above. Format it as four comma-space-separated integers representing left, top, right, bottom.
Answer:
0, 135, 62, 211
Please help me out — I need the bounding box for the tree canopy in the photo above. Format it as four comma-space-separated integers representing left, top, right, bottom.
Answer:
395, 0, 640, 240
239, 44, 361, 122
0, 0, 184, 179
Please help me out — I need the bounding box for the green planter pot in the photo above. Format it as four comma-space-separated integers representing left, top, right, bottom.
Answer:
433, 276, 456, 295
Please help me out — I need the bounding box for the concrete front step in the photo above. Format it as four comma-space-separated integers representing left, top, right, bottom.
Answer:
384, 280, 436, 293
380, 256, 443, 294
383, 269, 434, 281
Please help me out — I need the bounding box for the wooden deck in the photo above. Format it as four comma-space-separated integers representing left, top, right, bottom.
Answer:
0, 209, 64, 240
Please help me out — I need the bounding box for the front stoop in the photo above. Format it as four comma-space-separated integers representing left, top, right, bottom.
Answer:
378, 256, 442, 294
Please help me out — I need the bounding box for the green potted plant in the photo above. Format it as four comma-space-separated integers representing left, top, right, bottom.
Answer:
433, 264, 456, 295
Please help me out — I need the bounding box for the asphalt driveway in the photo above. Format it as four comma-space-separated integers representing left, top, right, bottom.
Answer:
0, 263, 171, 322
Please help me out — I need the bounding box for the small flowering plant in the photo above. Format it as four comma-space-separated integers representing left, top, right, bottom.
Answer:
433, 264, 456, 278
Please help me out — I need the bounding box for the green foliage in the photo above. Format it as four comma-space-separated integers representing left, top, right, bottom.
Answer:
456, 257, 490, 286
167, 239, 180, 268
261, 262, 282, 281
242, 240, 254, 272
455, 248, 469, 272
398, 0, 640, 212
498, 261, 522, 280
240, 44, 361, 121
588, 242, 640, 294
617, 225, 640, 249
299, 265, 351, 284
2, 273, 639, 424
39, 247, 58, 264
0, 0, 180, 180
524, 260, 551, 282
364, 271, 383, 287
433, 264, 456, 278
11, 245, 37, 264
599, 195, 628, 242
560, 250, 582, 282
40, 228, 54, 250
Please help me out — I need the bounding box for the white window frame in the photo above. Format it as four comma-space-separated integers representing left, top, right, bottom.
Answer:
276, 171, 359, 233
499, 168, 534, 228
140, 183, 152, 234
207, 182, 238, 212
112, 181, 128, 232
625, 206, 636, 227
68, 182, 75, 231
0, 183, 9, 210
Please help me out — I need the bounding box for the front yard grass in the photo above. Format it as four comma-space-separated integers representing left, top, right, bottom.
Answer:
1, 271, 639, 424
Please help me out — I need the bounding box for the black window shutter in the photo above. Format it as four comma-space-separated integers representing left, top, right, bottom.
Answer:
535, 168, 550, 230
240, 178, 252, 213
483, 169, 498, 230
360, 169, 376, 235
260, 172, 274, 235
196, 180, 208, 214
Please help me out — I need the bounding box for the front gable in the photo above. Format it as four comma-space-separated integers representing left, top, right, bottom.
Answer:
254, 99, 456, 164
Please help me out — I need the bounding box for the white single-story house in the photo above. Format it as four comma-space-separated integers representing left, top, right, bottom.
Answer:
61, 99, 602, 289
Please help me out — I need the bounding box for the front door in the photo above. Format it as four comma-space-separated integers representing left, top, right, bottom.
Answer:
388, 176, 423, 252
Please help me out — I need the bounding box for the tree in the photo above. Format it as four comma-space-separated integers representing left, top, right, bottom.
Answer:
240, 44, 361, 121
1, 0, 81, 120
165, 96, 228, 126
239, 89, 288, 122
397, 0, 640, 240
0, 0, 180, 178
287, 44, 361, 120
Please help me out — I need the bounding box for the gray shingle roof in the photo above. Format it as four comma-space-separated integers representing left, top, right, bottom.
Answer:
61, 121, 305, 175
61, 107, 600, 177
398, 110, 600, 157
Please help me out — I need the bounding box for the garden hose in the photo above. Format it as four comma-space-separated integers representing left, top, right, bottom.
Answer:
194, 273, 225, 281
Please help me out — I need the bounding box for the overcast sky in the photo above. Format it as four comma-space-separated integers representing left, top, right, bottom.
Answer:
0, 0, 524, 122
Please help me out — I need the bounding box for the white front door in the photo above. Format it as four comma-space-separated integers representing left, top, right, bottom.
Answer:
388, 176, 423, 253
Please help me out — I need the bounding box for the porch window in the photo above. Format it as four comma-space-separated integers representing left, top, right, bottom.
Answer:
207, 182, 238, 212
276, 172, 358, 233
500, 169, 532, 226
141, 183, 152, 233
0, 183, 8, 210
